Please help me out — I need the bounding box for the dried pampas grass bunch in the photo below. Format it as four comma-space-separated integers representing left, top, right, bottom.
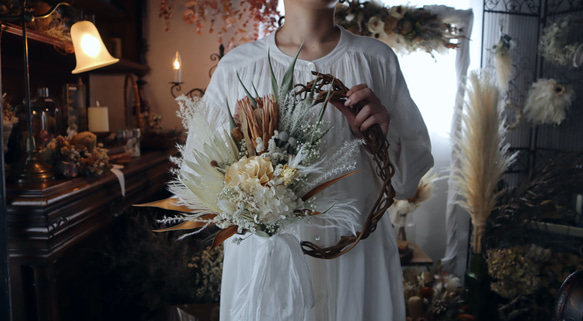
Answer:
523, 78, 575, 125
452, 71, 516, 254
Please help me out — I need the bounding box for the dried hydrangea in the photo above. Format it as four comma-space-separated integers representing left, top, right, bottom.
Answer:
188, 244, 224, 303
487, 244, 551, 299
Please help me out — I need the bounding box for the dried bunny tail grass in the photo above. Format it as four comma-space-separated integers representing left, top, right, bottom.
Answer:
524, 78, 575, 125
493, 49, 513, 94
452, 70, 516, 253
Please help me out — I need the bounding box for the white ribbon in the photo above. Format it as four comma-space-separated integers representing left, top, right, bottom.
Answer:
230, 233, 315, 321
110, 165, 125, 197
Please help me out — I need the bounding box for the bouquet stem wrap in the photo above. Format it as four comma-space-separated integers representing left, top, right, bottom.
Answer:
230, 233, 315, 321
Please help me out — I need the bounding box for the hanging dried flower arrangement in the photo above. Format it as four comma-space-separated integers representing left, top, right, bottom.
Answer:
539, 18, 581, 67
159, 0, 280, 47
159, 0, 463, 56
523, 78, 575, 126
491, 22, 514, 94
334, 0, 463, 57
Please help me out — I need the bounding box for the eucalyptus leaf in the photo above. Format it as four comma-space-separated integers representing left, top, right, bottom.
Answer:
252, 84, 260, 99
236, 72, 257, 108
281, 42, 303, 96
268, 51, 279, 102
225, 100, 236, 130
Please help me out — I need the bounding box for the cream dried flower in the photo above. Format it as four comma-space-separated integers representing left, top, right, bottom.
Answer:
225, 156, 274, 190
524, 78, 575, 125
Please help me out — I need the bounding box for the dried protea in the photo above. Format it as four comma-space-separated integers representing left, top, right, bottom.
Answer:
236, 94, 278, 156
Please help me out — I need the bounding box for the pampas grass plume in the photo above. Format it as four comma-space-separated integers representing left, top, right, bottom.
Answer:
452, 71, 516, 253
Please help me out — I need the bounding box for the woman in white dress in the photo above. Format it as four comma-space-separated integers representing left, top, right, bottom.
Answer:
201, 0, 434, 320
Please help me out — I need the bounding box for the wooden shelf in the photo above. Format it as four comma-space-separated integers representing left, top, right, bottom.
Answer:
526, 220, 583, 238
70, 0, 127, 20
1, 22, 149, 76
402, 242, 433, 267
1, 22, 72, 52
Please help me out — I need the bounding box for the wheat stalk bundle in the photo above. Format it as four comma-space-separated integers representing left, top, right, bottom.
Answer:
452, 71, 516, 254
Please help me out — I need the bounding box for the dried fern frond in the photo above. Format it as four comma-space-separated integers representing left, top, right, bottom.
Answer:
452, 71, 516, 253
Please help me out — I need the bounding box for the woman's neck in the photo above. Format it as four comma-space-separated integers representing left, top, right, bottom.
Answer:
275, 5, 340, 61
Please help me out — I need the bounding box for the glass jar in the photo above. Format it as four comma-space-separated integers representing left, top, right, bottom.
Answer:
31, 87, 65, 146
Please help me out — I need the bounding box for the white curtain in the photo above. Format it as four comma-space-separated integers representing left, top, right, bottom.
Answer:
383, 2, 474, 278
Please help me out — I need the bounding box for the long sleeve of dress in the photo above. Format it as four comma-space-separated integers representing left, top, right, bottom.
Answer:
383, 53, 434, 199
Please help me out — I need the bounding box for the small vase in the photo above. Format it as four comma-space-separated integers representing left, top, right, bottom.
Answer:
465, 251, 498, 320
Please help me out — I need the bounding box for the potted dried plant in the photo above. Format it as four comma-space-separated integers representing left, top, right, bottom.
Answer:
451, 71, 516, 319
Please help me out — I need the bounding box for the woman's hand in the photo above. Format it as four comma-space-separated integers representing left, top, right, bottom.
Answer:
331, 84, 390, 138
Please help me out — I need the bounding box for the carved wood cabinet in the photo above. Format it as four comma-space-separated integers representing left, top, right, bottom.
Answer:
5, 149, 175, 321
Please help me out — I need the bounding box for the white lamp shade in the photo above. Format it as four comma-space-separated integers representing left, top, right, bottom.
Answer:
71, 21, 119, 74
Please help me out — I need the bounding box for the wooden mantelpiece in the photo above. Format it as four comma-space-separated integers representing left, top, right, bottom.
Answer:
5, 149, 176, 321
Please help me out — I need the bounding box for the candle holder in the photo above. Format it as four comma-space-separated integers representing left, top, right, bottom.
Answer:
170, 82, 204, 99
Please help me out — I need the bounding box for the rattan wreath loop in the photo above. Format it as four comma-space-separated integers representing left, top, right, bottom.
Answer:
296, 73, 396, 259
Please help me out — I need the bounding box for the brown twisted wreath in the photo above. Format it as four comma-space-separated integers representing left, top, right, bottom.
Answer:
296, 72, 396, 259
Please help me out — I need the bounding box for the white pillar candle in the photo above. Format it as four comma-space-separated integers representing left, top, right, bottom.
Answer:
88, 106, 109, 132
173, 51, 182, 83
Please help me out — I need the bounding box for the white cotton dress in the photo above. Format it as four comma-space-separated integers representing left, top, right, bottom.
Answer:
201, 26, 434, 321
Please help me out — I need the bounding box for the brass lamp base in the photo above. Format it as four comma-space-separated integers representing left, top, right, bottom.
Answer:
10, 155, 54, 183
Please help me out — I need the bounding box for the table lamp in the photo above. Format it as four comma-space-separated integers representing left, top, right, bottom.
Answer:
1, 1, 118, 183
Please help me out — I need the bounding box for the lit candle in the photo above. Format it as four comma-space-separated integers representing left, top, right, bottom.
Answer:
173, 51, 182, 83
88, 101, 109, 132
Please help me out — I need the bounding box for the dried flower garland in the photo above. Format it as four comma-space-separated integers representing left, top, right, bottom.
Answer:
335, 1, 462, 57
539, 18, 580, 67
523, 78, 575, 125
159, 0, 279, 47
